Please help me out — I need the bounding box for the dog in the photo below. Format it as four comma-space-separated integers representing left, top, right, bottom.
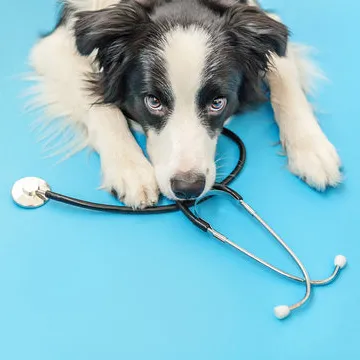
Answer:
29, 0, 342, 208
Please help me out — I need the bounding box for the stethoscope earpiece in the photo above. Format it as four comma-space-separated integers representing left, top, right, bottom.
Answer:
274, 305, 291, 320
334, 255, 347, 269
273, 255, 347, 320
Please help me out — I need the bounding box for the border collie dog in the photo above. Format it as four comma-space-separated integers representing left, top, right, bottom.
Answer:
29, 0, 342, 208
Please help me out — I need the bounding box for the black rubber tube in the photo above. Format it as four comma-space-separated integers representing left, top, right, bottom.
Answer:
44, 127, 246, 216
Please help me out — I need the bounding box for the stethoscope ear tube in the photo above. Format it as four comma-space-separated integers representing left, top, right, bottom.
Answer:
178, 185, 347, 320
212, 183, 243, 200
176, 201, 211, 232
174, 184, 243, 231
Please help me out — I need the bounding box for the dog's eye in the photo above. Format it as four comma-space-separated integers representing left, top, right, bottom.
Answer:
210, 98, 227, 113
145, 95, 163, 112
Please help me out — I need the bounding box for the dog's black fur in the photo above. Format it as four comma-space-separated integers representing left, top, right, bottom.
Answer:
69, 0, 288, 135
29, 0, 342, 205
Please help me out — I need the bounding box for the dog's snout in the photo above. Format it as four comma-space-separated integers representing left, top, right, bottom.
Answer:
170, 172, 206, 200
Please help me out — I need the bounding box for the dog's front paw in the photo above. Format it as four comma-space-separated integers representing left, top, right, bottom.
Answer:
285, 133, 342, 190
101, 155, 159, 209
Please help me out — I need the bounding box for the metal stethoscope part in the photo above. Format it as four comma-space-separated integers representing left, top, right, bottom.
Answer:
193, 188, 347, 320
11, 176, 347, 320
10, 129, 347, 320
12, 177, 50, 208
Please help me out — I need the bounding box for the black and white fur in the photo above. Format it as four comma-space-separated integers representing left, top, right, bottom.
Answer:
29, 0, 342, 208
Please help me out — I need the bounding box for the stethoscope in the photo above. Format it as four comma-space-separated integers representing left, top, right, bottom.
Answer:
11, 128, 347, 320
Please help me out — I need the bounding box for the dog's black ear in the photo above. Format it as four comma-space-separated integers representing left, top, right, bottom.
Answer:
224, 5, 289, 74
200, 0, 248, 15
74, 1, 151, 104
74, 1, 151, 56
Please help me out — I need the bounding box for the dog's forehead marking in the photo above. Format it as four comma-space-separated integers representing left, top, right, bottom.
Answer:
162, 26, 209, 109
147, 27, 214, 173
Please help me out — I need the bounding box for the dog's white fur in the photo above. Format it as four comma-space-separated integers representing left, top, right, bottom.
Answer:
268, 50, 341, 189
147, 26, 217, 199
30, 23, 159, 208
29, 0, 342, 207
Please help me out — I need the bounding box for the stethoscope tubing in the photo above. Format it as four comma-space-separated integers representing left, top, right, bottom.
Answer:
20, 127, 346, 320
39, 128, 246, 215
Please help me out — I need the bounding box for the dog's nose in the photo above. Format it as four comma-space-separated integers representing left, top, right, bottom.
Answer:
170, 172, 206, 200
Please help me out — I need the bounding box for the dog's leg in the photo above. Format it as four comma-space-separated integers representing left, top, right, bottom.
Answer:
87, 105, 159, 208
246, 0, 342, 189
266, 46, 342, 190
29, 26, 158, 208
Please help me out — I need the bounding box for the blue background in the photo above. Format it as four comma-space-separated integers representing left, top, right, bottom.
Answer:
1, 0, 359, 359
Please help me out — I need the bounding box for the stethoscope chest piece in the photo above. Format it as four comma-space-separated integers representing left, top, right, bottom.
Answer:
11, 177, 51, 208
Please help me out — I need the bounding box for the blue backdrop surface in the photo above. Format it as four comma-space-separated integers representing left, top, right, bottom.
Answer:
0, 1, 359, 359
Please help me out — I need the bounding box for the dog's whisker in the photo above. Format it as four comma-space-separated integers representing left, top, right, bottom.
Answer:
215, 156, 238, 163
216, 164, 226, 170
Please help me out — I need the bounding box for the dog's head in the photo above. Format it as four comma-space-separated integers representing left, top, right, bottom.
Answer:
74, 0, 288, 200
